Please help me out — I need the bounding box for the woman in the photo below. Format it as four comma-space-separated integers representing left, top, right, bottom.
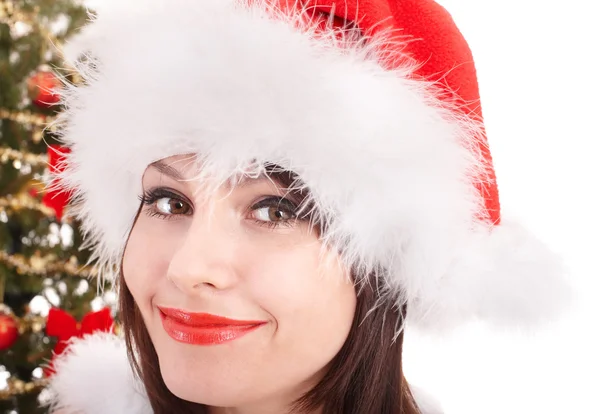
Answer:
45, 0, 570, 413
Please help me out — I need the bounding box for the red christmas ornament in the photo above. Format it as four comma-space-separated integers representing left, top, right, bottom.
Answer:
44, 307, 114, 376
27, 70, 61, 108
42, 145, 73, 221
0, 314, 19, 350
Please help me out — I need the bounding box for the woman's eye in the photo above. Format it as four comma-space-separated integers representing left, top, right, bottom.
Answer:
139, 188, 192, 219
156, 197, 191, 215
253, 205, 295, 222
250, 197, 297, 225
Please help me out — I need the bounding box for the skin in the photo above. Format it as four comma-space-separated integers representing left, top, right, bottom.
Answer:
122, 155, 357, 414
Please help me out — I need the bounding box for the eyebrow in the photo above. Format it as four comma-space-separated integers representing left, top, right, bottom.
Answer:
148, 161, 301, 201
149, 160, 185, 181
148, 160, 271, 186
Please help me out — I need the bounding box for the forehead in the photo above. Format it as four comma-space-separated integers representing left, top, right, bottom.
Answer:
144, 155, 294, 190
147, 155, 196, 180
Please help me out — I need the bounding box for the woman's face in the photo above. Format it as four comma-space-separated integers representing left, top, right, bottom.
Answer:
123, 155, 356, 411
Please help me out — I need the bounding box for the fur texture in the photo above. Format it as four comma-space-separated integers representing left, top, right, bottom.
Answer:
51, 0, 570, 331
43, 333, 442, 413
41, 333, 151, 414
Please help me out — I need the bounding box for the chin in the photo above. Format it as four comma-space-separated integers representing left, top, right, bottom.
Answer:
163, 378, 255, 408
158, 353, 253, 407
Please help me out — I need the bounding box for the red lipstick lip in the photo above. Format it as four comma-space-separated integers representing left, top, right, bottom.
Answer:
157, 307, 266, 345
157, 307, 266, 326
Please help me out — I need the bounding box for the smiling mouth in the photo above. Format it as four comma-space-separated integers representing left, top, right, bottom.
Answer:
157, 307, 266, 345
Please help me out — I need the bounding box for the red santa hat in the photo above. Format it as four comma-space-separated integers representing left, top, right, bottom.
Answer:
53, 0, 570, 332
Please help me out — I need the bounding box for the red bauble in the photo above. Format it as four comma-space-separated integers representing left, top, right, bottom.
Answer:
27, 71, 61, 108
0, 314, 19, 350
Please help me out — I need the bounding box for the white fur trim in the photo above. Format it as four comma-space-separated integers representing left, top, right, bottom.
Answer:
406, 219, 572, 331
52, 0, 570, 330
42, 333, 151, 414
42, 333, 441, 413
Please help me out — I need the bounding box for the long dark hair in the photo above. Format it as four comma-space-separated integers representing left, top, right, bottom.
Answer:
119, 169, 421, 414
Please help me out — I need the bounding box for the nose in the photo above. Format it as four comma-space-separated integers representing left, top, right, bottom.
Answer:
166, 213, 238, 295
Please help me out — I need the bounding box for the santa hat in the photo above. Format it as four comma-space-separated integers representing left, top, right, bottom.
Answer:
53, 0, 570, 332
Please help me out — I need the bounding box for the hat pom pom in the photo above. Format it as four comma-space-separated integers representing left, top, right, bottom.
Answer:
408, 219, 573, 331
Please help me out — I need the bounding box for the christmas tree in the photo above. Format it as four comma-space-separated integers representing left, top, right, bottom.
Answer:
0, 1, 113, 412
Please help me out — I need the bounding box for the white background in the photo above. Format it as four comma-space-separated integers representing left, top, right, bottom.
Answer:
404, 1, 600, 413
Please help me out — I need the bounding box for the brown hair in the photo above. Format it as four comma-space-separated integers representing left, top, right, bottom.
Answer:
119, 169, 422, 414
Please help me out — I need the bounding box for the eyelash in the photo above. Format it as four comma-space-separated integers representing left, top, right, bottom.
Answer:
139, 188, 189, 221
138, 188, 302, 229
250, 197, 299, 229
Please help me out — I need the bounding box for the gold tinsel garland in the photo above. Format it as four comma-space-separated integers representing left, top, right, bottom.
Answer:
0, 146, 48, 167
0, 378, 48, 400
0, 193, 56, 216
0, 306, 48, 401
0, 0, 63, 51
0, 108, 53, 128
0, 110, 54, 144
9, 313, 46, 336
0, 251, 96, 278
0, 109, 52, 143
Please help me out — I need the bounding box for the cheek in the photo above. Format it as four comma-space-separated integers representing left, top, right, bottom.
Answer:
122, 218, 179, 311
244, 244, 356, 369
